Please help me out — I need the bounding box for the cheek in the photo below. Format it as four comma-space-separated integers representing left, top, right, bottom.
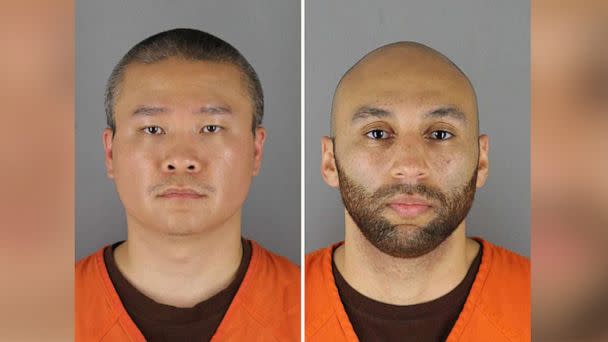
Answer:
116, 142, 155, 170
209, 138, 255, 197
426, 148, 475, 185
431, 154, 455, 171
339, 148, 387, 189
112, 141, 158, 194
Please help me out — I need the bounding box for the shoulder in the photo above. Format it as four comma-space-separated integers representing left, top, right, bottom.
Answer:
248, 240, 300, 307
251, 240, 299, 279
304, 243, 341, 339
75, 247, 120, 341
230, 240, 300, 339
305, 244, 335, 318
75, 249, 102, 284
305, 244, 335, 289
75, 248, 107, 299
475, 239, 530, 341
480, 239, 530, 293
305, 244, 331, 267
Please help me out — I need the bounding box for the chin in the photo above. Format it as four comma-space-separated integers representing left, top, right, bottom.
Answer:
155, 218, 215, 236
160, 226, 209, 236
163, 229, 205, 237
386, 217, 433, 230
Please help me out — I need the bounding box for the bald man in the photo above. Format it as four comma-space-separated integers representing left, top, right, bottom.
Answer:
305, 42, 530, 341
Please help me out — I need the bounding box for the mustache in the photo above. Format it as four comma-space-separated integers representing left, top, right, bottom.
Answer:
370, 183, 448, 204
148, 177, 216, 195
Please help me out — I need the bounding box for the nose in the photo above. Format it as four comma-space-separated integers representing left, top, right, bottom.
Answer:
389, 137, 429, 181
161, 146, 202, 174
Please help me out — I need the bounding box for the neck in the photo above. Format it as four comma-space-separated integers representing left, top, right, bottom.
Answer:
113, 212, 243, 308
334, 212, 479, 305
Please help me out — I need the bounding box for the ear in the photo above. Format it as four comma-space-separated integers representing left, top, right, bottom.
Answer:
476, 134, 489, 188
321, 136, 339, 188
102, 128, 115, 179
252, 127, 266, 176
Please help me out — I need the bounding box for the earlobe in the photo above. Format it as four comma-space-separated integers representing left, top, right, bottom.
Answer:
102, 128, 115, 179
321, 136, 339, 188
252, 127, 266, 176
476, 134, 490, 188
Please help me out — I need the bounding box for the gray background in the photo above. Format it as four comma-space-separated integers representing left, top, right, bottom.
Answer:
306, 0, 530, 256
76, 0, 301, 264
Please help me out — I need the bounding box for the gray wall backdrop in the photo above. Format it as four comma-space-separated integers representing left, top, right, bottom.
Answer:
306, 0, 530, 256
76, 0, 301, 264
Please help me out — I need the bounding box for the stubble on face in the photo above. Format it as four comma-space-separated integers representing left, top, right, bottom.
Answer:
335, 150, 478, 258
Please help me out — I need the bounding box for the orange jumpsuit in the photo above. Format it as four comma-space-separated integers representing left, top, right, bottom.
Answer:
305, 238, 530, 341
76, 240, 300, 341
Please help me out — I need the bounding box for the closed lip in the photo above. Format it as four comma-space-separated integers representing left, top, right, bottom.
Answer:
158, 188, 204, 198
387, 195, 432, 207
387, 195, 432, 217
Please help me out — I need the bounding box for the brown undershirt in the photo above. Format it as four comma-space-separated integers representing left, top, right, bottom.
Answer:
332, 242, 482, 342
104, 239, 252, 342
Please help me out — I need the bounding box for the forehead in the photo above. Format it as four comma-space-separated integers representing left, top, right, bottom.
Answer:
115, 58, 249, 117
334, 50, 477, 126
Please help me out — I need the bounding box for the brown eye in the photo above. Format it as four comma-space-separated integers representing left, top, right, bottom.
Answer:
201, 125, 222, 133
365, 129, 389, 140
429, 130, 453, 140
142, 126, 165, 135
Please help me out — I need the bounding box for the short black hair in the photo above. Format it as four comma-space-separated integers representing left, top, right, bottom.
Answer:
105, 28, 263, 134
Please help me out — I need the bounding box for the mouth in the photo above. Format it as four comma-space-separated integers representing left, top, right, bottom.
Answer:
387, 195, 432, 217
158, 188, 205, 199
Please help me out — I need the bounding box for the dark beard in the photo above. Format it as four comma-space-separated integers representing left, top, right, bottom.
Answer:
335, 157, 478, 258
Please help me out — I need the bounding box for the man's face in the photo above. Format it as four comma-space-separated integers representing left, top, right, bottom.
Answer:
532, 1, 608, 339
322, 46, 488, 258
103, 57, 265, 236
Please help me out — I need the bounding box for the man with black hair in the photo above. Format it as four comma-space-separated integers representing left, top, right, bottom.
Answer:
76, 28, 299, 341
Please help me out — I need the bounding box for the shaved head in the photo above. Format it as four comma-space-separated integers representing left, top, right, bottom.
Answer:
321, 41, 489, 260
330, 42, 478, 136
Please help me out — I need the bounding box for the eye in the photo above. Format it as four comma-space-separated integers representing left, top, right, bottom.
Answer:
365, 129, 390, 140
142, 126, 165, 135
201, 125, 223, 133
429, 130, 453, 140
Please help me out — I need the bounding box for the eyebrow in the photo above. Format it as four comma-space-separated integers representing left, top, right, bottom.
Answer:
132, 106, 167, 116
196, 106, 233, 115
351, 105, 467, 123
132, 105, 233, 116
351, 106, 392, 122
425, 106, 467, 122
